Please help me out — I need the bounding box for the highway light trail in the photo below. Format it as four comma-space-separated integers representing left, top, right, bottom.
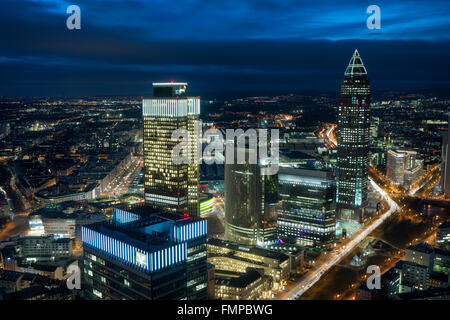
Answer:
283, 178, 399, 300
325, 124, 337, 147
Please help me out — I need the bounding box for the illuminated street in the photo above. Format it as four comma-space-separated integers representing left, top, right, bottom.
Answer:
279, 178, 399, 300
0, 1, 449, 308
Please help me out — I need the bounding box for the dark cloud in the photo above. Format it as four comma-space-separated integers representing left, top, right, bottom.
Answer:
0, 0, 449, 97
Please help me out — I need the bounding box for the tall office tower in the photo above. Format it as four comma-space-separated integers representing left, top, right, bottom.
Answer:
336, 49, 371, 221
441, 113, 450, 198
386, 149, 423, 187
81, 206, 208, 300
142, 82, 200, 216
225, 148, 277, 246
278, 167, 336, 247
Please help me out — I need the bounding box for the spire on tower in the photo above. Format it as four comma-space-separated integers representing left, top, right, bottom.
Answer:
344, 49, 367, 76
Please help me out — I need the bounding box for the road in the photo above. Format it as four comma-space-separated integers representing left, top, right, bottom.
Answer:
102, 156, 143, 198
318, 123, 337, 149
201, 196, 225, 236
291, 122, 443, 301
279, 122, 400, 300
279, 179, 399, 300
0, 156, 143, 241
409, 164, 439, 196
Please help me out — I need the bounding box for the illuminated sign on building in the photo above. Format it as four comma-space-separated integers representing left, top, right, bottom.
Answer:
135, 251, 147, 267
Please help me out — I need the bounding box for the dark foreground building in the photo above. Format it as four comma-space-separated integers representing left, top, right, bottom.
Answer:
81, 206, 207, 300
336, 49, 371, 221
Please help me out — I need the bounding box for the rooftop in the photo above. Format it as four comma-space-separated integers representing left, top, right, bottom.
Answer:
29, 202, 104, 222
438, 221, 450, 229
85, 205, 206, 253
406, 242, 434, 254
396, 287, 450, 300
215, 269, 262, 289
207, 238, 289, 263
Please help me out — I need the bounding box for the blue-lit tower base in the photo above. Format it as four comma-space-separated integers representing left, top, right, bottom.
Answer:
81, 206, 207, 300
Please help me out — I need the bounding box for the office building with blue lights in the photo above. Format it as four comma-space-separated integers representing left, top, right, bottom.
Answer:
81, 205, 207, 300
225, 147, 277, 246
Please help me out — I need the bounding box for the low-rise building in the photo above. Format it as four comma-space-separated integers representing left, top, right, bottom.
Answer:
0, 235, 73, 271
404, 242, 434, 271
214, 269, 264, 300
395, 260, 430, 292
0, 269, 66, 295
207, 238, 291, 290
356, 268, 400, 300
28, 202, 106, 238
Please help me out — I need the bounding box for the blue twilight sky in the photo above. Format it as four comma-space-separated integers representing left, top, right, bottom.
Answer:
0, 0, 449, 97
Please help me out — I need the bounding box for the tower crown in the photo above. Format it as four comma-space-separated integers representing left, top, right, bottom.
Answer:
152, 82, 188, 98
344, 49, 367, 76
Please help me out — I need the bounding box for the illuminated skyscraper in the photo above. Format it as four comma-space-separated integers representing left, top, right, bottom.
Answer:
386, 150, 409, 185
336, 50, 371, 221
142, 82, 200, 216
225, 148, 277, 245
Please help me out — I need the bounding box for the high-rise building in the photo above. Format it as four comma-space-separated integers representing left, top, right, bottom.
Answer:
386, 150, 423, 187
277, 167, 336, 247
224, 147, 277, 246
81, 206, 208, 300
336, 49, 371, 221
441, 112, 450, 198
142, 82, 200, 216
386, 150, 407, 185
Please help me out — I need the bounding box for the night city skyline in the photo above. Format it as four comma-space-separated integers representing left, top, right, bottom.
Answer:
0, 0, 450, 314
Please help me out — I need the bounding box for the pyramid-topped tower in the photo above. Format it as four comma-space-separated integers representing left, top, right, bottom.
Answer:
344, 49, 367, 76
336, 49, 371, 222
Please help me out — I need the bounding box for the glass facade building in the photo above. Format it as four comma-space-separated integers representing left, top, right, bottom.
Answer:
214, 269, 264, 300
336, 50, 371, 221
224, 148, 277, 245
278, 167, 336, 247
207, 238, 291, 288
143, 82, 200, 216
81, 206, 207, 300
